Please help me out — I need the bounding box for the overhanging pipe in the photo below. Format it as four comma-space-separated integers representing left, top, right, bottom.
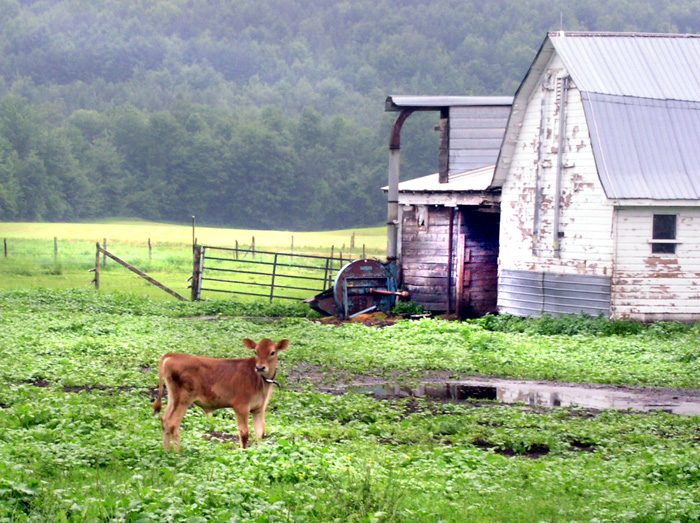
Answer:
387, 108, 415, 261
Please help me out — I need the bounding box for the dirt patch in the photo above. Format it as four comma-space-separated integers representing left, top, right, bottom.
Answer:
24, 379, 51, 388
203, 431, 240, 444
473, 439, 551, 459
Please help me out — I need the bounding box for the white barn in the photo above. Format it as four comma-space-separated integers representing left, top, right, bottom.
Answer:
494, 31, 700, 321
386, 32, 700, 321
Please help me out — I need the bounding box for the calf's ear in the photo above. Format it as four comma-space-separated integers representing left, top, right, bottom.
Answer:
277, 339, 290, 351
243, 338, 257, 350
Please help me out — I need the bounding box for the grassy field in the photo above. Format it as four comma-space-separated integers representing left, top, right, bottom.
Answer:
0, 221, 387, 299
0, 290, 699, 522
1, 222, 699, 522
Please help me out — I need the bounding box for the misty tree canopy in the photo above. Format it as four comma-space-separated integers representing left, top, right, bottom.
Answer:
1, 0, 699, 229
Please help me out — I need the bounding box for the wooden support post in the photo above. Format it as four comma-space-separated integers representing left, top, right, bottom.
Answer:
362, 244, 366, 259
54, 237, 58, 263
103, 238, 107, 268
351, 232, 355, 250
235, 240, 239, 259
252, 236, 256, 259
291, 235, 294, 256
3, 238, 7, 257
455, 212, 467, 319
148, 238, 152, 261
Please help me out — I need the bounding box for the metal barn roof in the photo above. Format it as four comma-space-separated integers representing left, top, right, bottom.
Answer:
553, 32, 700, 101
494, 32, 700, 201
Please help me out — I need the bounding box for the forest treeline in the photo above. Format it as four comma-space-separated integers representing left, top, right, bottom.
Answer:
1, 0, 700, 229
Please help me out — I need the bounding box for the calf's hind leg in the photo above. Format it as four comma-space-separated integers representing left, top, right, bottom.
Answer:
161, 403, 190, 453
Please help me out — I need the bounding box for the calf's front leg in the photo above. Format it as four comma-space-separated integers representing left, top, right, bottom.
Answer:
252, 410, 266, 442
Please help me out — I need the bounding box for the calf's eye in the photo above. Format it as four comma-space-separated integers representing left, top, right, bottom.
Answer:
270, 351, 276, 356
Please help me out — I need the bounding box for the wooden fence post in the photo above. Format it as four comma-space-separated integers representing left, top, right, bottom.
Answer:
103, 238, 107, 268
54, 237, 58, 263
4, 238, 7, 257
191, 244, 202, 301
235, 240, 239, 259
363, 244, 366, 259
252, 236, 256, 259
148, 238, 152, 261
94, 243, 101, 290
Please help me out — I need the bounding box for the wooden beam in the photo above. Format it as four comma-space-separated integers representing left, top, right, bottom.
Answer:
98, 246, 187, 301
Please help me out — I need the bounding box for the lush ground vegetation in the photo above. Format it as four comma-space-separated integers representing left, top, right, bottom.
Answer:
1, 288, 699, 522
3, 0, 700, 228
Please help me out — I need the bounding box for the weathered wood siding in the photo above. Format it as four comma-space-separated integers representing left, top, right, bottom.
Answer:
449, 106, 511, 174
498, 53, 615, 316
613, 208, 700, 321
400, 206, 452, 311
400, 205, 500, 315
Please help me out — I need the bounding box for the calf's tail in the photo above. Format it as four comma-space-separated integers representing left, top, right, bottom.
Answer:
153, 357, 166, 415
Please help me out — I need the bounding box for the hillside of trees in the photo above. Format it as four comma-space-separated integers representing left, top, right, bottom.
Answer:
2, 0, 700, 229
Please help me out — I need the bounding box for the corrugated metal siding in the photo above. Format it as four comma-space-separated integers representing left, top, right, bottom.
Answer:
552, 34, 700, 101
583, 93, 700, 200
449, 106, 511, 174
499, 269, 611, 317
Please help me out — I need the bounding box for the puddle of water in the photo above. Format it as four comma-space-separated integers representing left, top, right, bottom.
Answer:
350, 380, 700, 416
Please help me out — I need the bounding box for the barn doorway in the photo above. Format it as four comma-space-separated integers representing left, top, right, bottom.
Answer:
454, 208, 500, 318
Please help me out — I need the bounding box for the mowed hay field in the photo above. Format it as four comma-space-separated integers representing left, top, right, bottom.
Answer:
0, 221, 387, 298
0, 221, 387, 252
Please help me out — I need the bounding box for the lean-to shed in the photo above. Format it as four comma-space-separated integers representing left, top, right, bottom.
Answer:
494, 31, 700, 321
383, 96, 511, 317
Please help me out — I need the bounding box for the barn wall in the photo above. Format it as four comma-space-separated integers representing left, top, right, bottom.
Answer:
613, 207, 700, 321
449, 105, 511, 174
498, 53, 615, 316
400, 205, 453, 311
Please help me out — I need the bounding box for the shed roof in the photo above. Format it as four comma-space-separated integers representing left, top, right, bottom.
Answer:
493, 32, 700, 201
386, 95, 513, 111
384, 164, 495, 193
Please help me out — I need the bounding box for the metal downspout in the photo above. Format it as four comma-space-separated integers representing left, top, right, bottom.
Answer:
387, 109, 415, 262
533, 74, 550, 256
553, 75, 569, 258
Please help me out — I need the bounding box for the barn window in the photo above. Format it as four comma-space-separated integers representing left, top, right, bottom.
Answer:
651, 214, 677, 254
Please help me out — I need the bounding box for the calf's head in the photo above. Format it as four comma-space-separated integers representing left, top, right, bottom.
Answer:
243, 338, 289, 378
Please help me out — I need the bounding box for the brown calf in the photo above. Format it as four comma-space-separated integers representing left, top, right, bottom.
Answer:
153, 338, 289, 451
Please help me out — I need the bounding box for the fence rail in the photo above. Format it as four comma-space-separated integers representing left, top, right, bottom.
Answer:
192, 245, 351, 301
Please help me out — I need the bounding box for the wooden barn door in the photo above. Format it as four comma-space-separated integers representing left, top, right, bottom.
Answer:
455, 208, 500, 318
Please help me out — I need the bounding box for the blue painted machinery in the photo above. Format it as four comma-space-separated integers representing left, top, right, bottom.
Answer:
305, 259, 408, 319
